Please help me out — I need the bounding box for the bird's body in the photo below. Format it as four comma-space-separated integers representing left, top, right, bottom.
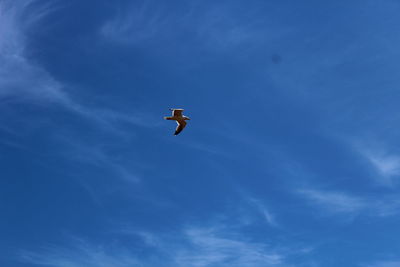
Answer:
164, 109, 190, 135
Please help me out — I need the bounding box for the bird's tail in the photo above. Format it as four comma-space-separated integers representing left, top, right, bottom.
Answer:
164, 117, 174, 120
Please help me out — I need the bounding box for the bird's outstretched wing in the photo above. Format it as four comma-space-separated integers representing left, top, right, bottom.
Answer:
174, 120, 187, 135
171, 109, 184, 117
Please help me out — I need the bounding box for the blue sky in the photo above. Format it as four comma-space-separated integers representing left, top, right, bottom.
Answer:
1, 0, 400, 266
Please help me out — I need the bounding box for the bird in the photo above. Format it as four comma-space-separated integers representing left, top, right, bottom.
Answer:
164, 108, 190, 135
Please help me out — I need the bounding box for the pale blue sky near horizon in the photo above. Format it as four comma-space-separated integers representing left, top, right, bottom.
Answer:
1, 0, 400, 266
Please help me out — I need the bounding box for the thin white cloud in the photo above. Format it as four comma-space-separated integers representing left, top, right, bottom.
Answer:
298, 188, 400, 218
192, 5, 277, 51
0, 0, 163, 190
363, 149, 400, 186
175, 227, 285, 267
20, 239, 141, 267
248, 198, 279, 227
0, 1, 69, 104
0, 1, 163, 194
368, 154, 400, 177
57, 135, 141, 184
299, 189, 365, 214
349, 139, 400, 186
101, 1, 167, 44
364, 260, 400, 267
20, 224, 303, 267
100, 2, 280, 51
0, 0, 157, 132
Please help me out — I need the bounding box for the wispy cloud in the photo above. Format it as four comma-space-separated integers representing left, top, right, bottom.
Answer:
100, 1, 276, 51
298, 188, 400, 218
361, 148, 400, 186
247, 198, 279, 227
346, 137, 400, 186
56, 135, 141, 184
20, 223, 305, 267
367, 154, 400, 177
0, 0, 158, 133
191, 4, 278, 51
0, 0, 69, 104
298, 189, 365, 214
363, 260, 400, 267
20, 239, 141, 267
101, 1, 169, 44
175, 227, 285, 267
0, 0, 147, 185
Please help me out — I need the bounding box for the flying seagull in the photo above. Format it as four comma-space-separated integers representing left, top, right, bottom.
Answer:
164, 108, 190, 135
